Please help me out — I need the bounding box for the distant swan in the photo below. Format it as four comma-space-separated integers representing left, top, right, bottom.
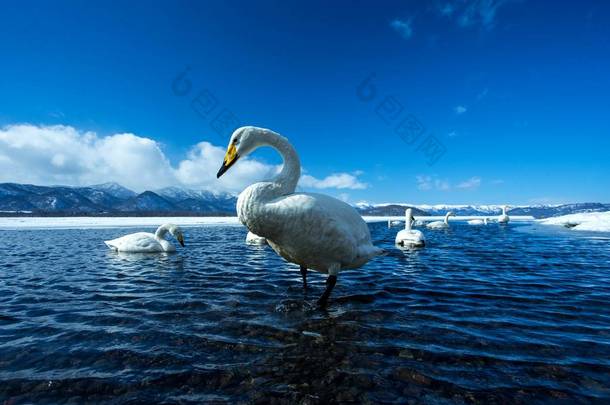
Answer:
217, 126, 383, 306
395, 208, 425, 247
498, 205, 510, 224
412, 219, 426, 227
246, 231, 267, 245
388, 219, 403, 227
468, 218, 488, 225
104, 223, 185, 253
427, 211, 455, 229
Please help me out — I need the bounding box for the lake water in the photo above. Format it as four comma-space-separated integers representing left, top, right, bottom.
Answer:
1, 222, 610, 403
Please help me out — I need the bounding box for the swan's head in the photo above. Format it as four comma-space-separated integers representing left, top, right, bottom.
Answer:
446, 211, 455, 217
217, 126, 265, 178
168, 224, 185, 247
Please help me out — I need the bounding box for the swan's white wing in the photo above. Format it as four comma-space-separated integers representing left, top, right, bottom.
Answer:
253, 192, 378, 272
104, 232, 163, 252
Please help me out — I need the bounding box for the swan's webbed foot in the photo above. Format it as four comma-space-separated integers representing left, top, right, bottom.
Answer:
300, 265, 308, 289
317, 275, 337, 307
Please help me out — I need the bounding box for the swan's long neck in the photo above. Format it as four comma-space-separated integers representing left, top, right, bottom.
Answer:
444, 213, 450, 224
502, 206, 507, 215
267, 132, 301, 196
237, 130, 301, 235
155, 224, 170, 239
405, 209, 412, 231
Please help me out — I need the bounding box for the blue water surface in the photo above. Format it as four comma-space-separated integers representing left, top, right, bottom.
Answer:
1, 222, 609, 404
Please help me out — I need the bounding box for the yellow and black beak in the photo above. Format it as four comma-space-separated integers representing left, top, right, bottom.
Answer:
177, 235, 185, 247
217, 143, 239, 178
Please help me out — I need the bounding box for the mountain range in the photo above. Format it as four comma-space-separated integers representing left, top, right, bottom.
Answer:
0, 183, 237, 215
1, 182, 608, 218
355, 202, 610, 219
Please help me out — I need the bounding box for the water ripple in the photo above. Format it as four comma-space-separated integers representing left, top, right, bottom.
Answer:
1, 223, 609, 403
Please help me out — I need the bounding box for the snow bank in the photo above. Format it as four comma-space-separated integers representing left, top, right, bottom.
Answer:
0, 215, 537, 229
363, 215, 534, 223
0, 216, 241, 229
538, 211, 610, 232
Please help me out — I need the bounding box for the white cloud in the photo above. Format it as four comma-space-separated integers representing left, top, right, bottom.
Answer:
0, 124, 175, 191
0, 124, 366, 193
438, 0, 511, 30
454, 105, 467, 115
390, 18, 414, 39
416, 175, 450, 191
456, 176, 482, 190
299, 172, 367, 190
417, 175, 482, 191
175, 141, 280, 193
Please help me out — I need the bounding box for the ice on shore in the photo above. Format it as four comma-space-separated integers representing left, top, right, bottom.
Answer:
0, 216, 241, 229
0, 215, 536, 229
538, 211, 610, 232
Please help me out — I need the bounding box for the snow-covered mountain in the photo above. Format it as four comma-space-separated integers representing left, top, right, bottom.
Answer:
0, 183, 237, 215
354, 202, 610, 219
1, 182, 607, 218
89, 182, 137, 200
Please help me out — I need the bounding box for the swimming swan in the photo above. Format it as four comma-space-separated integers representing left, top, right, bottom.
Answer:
395, 208, 425, 247
104, 223, 185, 253
427, 211, 455, 229
388, 219, 403, 228
246, 231, 267, 245
467, 218, 488, 225
498, 205, 510, 224
216, 126, 383, 306
412, 219, 426, 227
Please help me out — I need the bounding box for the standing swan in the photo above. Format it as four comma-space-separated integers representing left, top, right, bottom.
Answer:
217, 126, 383, 306
427, 211, 455, 229
395, 208, 425, 247
498, 205, 510, 224
104, 223, 185, 253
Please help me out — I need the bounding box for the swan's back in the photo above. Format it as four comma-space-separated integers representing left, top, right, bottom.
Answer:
248, 192, 379, 271
395, 228, 425, 246
104, 232, 169, 253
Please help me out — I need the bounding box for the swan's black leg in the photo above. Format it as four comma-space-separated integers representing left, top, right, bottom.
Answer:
300, 265, 308, 289
317, 275, 337, 307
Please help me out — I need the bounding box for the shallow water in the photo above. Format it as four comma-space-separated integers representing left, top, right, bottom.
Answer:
1, 222, 610, 404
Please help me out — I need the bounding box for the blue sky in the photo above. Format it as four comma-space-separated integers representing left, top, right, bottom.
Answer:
0, 0, 609, 204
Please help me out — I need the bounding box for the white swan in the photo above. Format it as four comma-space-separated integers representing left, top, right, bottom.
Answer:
412, 219, 426, 227
467, 218, 488, 225
104, 223, 185, 253
387, 219, 403, 227
216, 126, 383, 306
498, 205, 510, 224
395, 208, 425, 247
427, 211, 455, 229
246, 231, 267, 245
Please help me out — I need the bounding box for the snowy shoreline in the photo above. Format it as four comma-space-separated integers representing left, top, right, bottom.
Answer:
537, 211, 610, 232
0, 215, 534, 230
